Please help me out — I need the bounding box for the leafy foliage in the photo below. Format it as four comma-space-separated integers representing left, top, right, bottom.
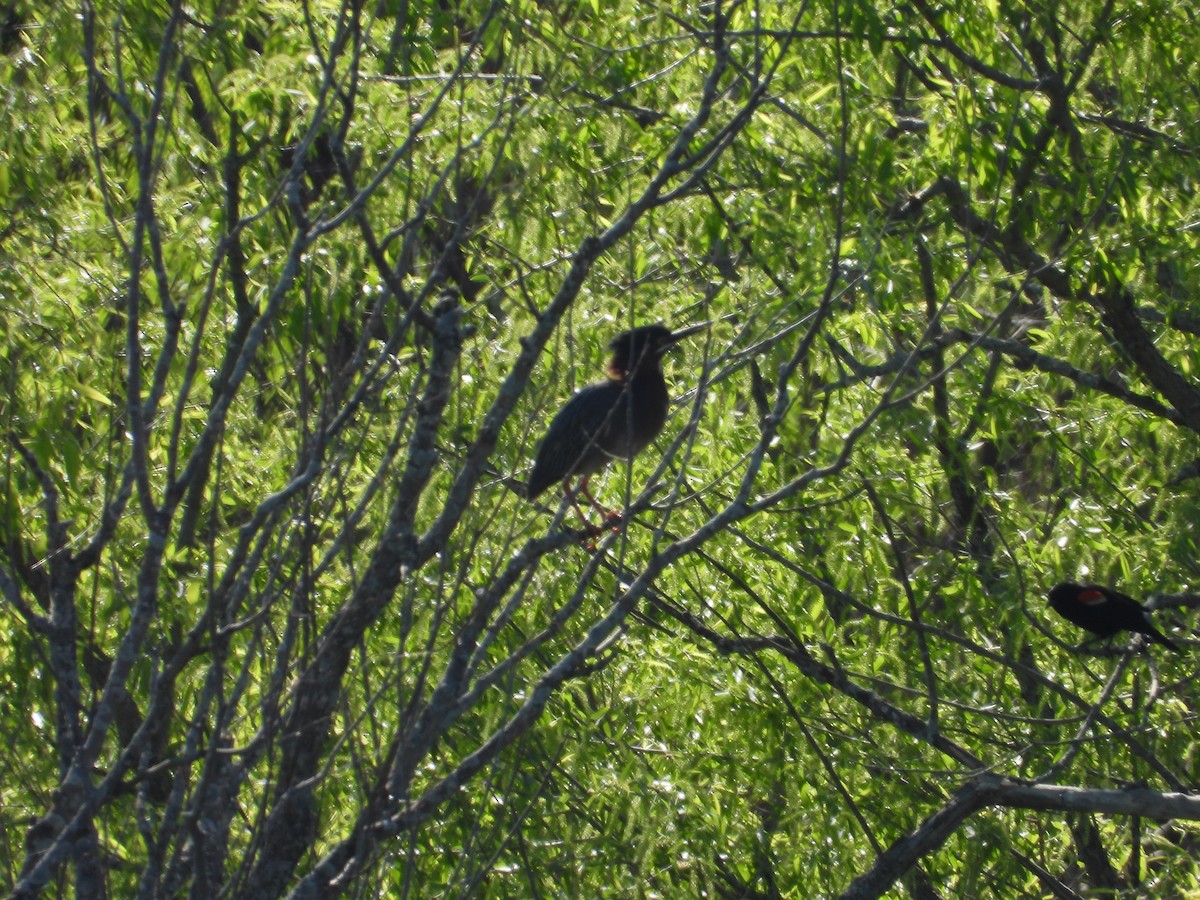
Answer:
1, 0, 1199, 896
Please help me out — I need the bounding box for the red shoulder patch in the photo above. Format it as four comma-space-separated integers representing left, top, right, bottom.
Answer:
1078, 589, 1106, 605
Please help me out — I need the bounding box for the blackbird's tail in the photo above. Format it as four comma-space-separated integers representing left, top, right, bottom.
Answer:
1143, 622, 1180, 652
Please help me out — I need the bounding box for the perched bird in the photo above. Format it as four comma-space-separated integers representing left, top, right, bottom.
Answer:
1048, 582, 1179, 651
526, 322, 709, 525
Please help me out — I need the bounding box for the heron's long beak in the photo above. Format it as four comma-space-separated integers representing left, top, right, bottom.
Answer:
666, 320, 712, 345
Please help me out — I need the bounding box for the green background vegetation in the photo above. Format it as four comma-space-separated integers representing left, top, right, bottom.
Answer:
1, 0, 1199, 895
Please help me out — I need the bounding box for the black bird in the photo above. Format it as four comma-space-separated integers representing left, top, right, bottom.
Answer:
1048, 582, 1179, 651
526, 322, 709, 524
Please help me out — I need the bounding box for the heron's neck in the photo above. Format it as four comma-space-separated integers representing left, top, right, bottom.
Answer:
609, 361, 663, 383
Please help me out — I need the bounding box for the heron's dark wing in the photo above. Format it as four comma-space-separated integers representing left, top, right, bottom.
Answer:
526, 381, 625, 499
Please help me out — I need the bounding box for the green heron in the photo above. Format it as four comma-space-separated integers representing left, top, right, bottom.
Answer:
526, 322, 709, 526
1048, 582, 1179, 651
